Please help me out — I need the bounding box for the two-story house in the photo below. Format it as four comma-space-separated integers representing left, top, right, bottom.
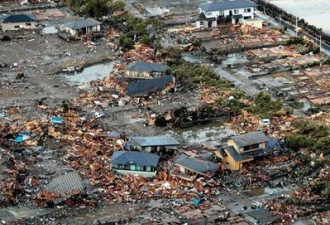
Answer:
196, 0, 257, 28
215, 131, 269, 171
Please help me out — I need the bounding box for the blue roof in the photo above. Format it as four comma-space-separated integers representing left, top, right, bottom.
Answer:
126, 61, 169, 72
174, 154, 219, 175
200, 0, 257, 12
126, 75, 174, 96
111, 151, 160, 167
3, 14, 36, 23
130, 135, 179, 147
231, 131, 268, 148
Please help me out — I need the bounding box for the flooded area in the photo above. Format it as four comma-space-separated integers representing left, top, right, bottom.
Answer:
267, 0, 330, 35
61, 62, 115, 87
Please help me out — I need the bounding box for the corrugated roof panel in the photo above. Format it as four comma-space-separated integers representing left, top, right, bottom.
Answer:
130, 135, 179, 147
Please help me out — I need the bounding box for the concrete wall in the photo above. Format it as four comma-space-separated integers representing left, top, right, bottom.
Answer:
1, 21, 37, 32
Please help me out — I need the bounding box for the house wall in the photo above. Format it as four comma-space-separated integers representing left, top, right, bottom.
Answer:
2, 21, 37, 32
221, 150, 253, 171
243, 19, 263, 28
200, 7, 255, 19
125, 70, 151, 79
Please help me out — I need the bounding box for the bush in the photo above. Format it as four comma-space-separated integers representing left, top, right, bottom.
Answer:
248, 92, 283, 117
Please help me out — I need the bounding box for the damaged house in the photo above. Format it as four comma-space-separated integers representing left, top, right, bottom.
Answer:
196, 0, 257, 28
40, 171, 84, 204
60, 18, 101, 36
111, 151, 160, 177
1, 14, 37, 32
128, 135, 180, 153
170, 154, 219, 181
125, 61, 169, 79
215, 131, 270, 171
126, 75, 175, 96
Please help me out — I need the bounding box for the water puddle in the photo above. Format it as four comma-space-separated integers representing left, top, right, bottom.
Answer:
61, 62, 115, 86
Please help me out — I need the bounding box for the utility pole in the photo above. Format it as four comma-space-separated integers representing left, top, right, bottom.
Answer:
295, 16, 298, 37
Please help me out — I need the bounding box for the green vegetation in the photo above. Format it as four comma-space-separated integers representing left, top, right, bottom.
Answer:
169, 62, 233, 91
248, 92, 284, 117
285, 37, 305, 46
106, 14, 163, 51
69, 0, 125, 19
285, 121, 330, 155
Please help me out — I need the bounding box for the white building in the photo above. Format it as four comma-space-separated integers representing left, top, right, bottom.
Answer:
60, 18, 101, 36
196, 0, 257, 28
1, 14, 37, 32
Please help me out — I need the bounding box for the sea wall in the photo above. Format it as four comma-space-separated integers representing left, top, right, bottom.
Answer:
252, 0, 330, 46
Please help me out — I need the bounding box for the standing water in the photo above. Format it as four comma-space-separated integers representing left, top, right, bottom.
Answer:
266, 0, 330, 35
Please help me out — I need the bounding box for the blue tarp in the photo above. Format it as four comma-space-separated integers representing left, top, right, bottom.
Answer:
13, 132, 32, 143
51, 116, 64, 124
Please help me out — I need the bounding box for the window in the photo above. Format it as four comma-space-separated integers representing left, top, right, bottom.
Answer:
26, 22, 31, 26
243, 143, 260, 151
244, 8, 251, 13
234, 9, 239, 14
14, 25, 20, 28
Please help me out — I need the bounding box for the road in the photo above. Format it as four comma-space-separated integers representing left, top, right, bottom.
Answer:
215, 66, 260, 97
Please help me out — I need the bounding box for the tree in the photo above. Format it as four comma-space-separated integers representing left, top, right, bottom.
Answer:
69, 0, 125, 19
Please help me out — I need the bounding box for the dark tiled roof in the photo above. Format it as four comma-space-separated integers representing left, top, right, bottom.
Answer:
265, 137, 281, 153
174, 154, 219, 175
231, 131, 268, 148
43, 171, 84, 204
126, 75, 174, 96
200, 0, 257, 12
130, 135, 179, 147
126, 61, 169, 72
196, 12, 215, 21
3, 14, 36, 23
224, 146, 265, 162
111, 151, 160, 167
63, 18, 101, 30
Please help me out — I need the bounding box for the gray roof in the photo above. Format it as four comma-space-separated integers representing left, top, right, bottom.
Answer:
130, 135, 179, 147
199, 0, 257, 12
174, 154, 219, 175
231, 131, 268, 148
2, 14, 36, 23
127, 75, 174, 96
126, 61, 169, 73
62, 18, 101, 30
43, 171, 84, 204
223, 146, 265, 162
111, 151, 160, 167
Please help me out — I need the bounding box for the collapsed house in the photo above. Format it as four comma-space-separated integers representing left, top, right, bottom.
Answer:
128, 135, 180, 153
60, 18, 101, 36
196, 0, 257, 28
125, 61, 169, 79
40, 171, 84, 204
111, 151, 160, 177
1, 14, 37, 32
126, 75, 175, 96
170, 154, 219, 181
215, 131, 270, 171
